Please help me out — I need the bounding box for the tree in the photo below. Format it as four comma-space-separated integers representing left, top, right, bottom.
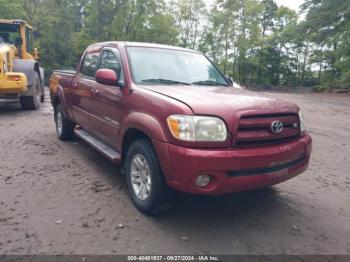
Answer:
301, 0, 350, 88
0, 0, 25, 19
0, 0, 347, 89
171, 0, 206, 48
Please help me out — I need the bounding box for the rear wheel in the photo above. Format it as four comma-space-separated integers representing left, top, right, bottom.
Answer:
54, 104, 75, 140
125, 139, 174, 215
20, 72, 41, 110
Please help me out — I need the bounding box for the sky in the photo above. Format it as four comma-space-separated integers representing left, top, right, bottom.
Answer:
204, 0, 305, 12
275, 0, 305, 12
202, 0, 307, 20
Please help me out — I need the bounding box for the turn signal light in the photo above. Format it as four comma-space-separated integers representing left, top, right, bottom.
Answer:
8, 75, 21, 81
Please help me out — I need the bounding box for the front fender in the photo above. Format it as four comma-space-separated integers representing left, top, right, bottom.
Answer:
120, 112, 168, 143
120, 113, 174, 182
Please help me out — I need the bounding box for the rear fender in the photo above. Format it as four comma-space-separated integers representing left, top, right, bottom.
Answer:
52, 85, 70, 119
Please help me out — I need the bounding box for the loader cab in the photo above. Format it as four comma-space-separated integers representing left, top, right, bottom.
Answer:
0, 19, 39, 60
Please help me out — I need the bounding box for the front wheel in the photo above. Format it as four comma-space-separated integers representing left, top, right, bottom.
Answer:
125, 139, 174, 215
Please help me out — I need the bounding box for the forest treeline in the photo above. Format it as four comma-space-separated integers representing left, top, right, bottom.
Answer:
1, 0, 349, 90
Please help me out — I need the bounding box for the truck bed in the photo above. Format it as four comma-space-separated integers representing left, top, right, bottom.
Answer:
52, 70, 76, 76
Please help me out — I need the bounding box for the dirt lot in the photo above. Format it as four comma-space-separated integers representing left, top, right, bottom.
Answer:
0, 91, 349, 255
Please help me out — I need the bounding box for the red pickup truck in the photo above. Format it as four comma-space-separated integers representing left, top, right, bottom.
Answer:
49, 42, 312, 215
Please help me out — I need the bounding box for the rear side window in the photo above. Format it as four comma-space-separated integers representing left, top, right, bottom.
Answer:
80, 52, 99, 77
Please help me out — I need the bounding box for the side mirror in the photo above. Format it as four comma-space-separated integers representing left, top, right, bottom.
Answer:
225, 76, 233, 85
33, 48, 40, 60
95, 69, 118, 86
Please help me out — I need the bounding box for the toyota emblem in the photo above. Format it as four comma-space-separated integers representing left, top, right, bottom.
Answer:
271, 120, 284, 134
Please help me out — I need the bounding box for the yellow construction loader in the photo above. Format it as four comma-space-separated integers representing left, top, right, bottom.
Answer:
0, 19, 44, 110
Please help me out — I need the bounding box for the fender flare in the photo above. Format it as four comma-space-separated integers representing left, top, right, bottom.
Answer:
120, 112, 168, 144
52, 85, 70, 118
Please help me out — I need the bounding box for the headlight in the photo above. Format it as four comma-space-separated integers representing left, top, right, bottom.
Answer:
298, 111, 306, 133
167, 115, 227, 142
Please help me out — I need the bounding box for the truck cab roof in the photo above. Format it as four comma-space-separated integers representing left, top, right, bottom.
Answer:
85, 41, 200, 54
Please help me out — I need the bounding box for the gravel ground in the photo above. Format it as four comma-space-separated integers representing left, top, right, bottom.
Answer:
0, 91, 349, 255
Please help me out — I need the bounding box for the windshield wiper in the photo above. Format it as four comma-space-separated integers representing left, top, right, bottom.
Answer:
141, 78, 190, 85
192, 80, 227, 86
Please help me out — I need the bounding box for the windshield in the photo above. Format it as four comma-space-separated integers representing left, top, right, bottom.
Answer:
126, 47, 228, 86
0, 24, 20, 45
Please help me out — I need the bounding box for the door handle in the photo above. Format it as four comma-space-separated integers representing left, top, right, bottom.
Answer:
91, 88, 99, 95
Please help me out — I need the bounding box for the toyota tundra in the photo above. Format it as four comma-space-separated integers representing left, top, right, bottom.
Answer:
49, 42, 312, 215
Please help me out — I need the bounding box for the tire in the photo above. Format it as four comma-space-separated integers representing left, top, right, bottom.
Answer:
54, 104, 75, 141
125, 139, 174, 215
20, 72, 41, 110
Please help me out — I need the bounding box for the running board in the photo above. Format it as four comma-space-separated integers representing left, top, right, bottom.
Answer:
74, 127, 121, 163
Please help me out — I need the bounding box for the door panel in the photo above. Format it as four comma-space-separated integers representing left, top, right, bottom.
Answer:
90, 83, 123, 149
70, 51, 100, 133
71, 76, 101, 133
91, 49, 124, 149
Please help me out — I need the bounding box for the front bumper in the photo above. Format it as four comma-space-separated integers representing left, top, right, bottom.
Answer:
153, 134, 312, 195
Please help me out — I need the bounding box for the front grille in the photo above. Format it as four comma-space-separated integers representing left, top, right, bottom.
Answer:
235, 113, 300, 147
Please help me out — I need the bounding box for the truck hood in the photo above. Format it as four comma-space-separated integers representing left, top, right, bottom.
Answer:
138, 85, 299, 115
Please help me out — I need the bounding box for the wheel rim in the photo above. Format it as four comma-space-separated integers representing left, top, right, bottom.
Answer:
56, 111, 63, 136
130, 154, 152, 201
